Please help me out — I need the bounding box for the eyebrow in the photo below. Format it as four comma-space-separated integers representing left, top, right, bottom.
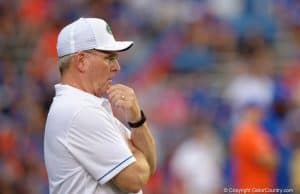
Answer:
105, 53, 118, 59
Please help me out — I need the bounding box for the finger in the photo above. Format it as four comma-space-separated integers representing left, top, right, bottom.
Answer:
108, 88, 126, 102
108, 84, 135, 97
107, 89, 126, 102
113, 99, 132, 111
114, 100, 131, 110
107, 84, 127, 94
109, 93, 126, 106
108, 90, 131, 107
108, 86, 135, 103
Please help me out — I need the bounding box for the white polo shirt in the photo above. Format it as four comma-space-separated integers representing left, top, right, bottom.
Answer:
44, 84, 141, 194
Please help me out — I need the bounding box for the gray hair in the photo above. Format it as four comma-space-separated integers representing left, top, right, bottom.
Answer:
58, 54, 74, 75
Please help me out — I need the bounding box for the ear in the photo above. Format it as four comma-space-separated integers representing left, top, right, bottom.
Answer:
75, 52, 87, 73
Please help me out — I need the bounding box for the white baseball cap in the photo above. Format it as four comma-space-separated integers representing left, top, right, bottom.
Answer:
57, 18, 134, 57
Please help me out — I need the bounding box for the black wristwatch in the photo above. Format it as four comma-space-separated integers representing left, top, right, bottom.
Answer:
128, 110, 146, 128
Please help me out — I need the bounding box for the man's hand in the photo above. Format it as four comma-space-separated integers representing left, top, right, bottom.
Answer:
107, 84, 157, 175
106, 84, 141, 123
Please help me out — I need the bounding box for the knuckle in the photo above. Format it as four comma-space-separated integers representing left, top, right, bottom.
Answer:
128, 88, 134, 94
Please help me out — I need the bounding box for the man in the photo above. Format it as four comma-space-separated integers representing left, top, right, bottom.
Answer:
230, 103, 277, 193
44, 18, 157, 194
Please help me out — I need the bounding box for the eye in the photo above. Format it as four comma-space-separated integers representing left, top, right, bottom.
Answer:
105, 55, 118, 63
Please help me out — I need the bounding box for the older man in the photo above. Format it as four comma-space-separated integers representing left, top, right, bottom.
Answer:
44, 18, 157, 194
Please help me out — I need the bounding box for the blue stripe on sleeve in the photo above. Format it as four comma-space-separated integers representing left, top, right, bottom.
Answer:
97, 155, 134, 182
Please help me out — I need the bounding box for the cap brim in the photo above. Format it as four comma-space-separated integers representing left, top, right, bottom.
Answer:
95, 41, 133, 52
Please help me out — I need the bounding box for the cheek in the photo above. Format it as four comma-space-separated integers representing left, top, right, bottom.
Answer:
90, 61, 110, 83
94, 68, 108, 86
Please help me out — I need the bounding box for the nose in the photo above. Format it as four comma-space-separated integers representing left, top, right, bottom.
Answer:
112, 60, 121, 72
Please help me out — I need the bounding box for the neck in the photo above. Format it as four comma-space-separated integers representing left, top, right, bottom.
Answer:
61, 73, 91, 94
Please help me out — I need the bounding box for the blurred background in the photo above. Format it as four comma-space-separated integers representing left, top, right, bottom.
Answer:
0, 0, 300, 193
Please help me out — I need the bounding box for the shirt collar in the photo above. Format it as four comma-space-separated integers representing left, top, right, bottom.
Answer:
54, 84, 110, 108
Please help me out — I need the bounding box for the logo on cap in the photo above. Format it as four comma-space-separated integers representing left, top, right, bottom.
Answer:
106, 24, 112, 35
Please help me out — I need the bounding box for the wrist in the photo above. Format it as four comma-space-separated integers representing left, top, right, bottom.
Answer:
128, 110, 146, 128
130, 109, 142, 123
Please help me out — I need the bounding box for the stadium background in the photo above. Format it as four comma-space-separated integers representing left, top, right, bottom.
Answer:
0, 0, 299, 193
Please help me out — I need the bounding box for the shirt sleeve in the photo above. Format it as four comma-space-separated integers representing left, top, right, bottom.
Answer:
65, 106, 136, 185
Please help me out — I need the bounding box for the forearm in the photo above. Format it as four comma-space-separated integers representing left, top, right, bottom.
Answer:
131, 122, 157, 174
106, 84, 157, 173
112, 147, 150, 193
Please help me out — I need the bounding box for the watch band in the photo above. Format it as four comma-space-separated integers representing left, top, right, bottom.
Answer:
128, 110, 146, 128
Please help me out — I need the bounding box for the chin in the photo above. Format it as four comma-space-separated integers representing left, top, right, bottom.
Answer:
95, 88, 105, 97
95, 91, 103, 97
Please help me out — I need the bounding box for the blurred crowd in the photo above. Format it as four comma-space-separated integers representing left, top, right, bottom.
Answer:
1, 0, 300, 193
